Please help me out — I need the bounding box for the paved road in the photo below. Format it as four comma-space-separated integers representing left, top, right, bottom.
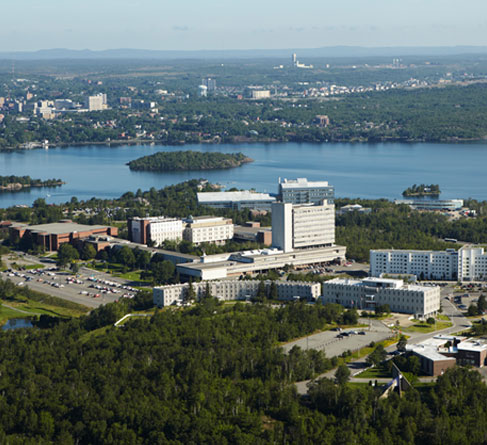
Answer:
295, 292, 473, 395
283, 319, 391, 357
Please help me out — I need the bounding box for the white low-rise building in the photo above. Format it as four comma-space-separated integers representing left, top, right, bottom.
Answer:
321, 277, 440, 318
154, 279, 321, 307
370, 246, 487, 281
183, 216, 234, 245
197, 190, 276, 211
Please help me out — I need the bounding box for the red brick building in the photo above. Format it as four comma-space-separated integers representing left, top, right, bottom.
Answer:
9, 221, 118, 252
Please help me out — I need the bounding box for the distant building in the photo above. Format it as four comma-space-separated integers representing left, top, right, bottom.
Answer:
197, 190, 276, 211
128, 216, 183, 246
315, 115, 330, 127
202, 77, 217, 91
9, 221, 117, 252
154, 279, 321, 307
395, 199, 464, 211
291, 53, 313, 69
198, 85, 208, 97
337, 204, 372, 216
183, 216, 234, 245
321, 277, 440, 318
278, 177, 335, 204
54, 99, 74, 110
272, 201, 335, 253
84, 93, 108, 111
251, 90, 270, 99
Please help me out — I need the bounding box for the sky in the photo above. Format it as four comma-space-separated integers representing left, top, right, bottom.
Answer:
2, 0, 487, 51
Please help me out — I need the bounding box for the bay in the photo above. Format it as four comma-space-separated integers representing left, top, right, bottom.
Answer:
0, 141, 485, 208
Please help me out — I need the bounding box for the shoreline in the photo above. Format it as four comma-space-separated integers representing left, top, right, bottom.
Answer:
0, 136, 486, 153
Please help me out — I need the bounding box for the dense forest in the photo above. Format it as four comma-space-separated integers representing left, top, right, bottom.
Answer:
127, 151, 252, 172
0, 294, 486, 444
0, 175, 64, 191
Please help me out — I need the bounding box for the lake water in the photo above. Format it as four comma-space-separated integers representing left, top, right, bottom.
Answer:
0, 141, 486, 208
2, 318, 34, 330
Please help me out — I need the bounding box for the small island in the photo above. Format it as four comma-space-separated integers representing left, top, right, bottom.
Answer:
402, 184, 440, 197
0, 175, 65, 192
127, 151, 253, 172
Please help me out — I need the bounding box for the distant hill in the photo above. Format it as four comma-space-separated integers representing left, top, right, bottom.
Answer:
2, 46, 487, 60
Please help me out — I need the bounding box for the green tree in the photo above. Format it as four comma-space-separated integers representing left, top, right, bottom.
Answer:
205, 281, 212, 299
70, 262, 80, 274
269, 281, 278, 300
468, 304, 478, 317
335, 364, 351, 386
256, 280, 267, 302
366, 344, 387, 366
81, 243, 97, 261
186, 278, 196, 302
397, 335, 407, 352
57, 243, 79, 268
478, 295, 487, 313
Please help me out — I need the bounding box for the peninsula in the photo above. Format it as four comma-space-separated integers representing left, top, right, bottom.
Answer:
127, 151, 253, 172
0, 176, 64, 192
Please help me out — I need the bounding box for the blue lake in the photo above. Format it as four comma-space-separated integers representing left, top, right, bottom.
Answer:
2, 318, 34, 330
0, 141, 486, 207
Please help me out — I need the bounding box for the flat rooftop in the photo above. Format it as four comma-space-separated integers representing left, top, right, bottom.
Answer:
14, 222, 113, 235
198, 191, 275, 202
279, 178, 331, 189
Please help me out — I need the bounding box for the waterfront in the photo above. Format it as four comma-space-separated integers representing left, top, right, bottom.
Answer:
0, 141, 486, 207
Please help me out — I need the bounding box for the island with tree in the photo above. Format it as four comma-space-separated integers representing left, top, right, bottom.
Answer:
127, 150, 253, 172
0, 175, 64, 192
402, 184, 440, 197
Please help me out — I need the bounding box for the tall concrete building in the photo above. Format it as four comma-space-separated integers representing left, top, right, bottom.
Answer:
272, 201, 335, 253
278, 177, 335, 204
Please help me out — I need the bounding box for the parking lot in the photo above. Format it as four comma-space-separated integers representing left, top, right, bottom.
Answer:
1, 263, 139, 308
282, 318, 393, 357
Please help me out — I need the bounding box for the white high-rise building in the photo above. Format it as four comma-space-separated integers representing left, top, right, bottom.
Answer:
272, 202, 335, 253
321, 277, 440, 318
278, 177, 335, 204
370, 246, 487, 282
84, 93, 108, 111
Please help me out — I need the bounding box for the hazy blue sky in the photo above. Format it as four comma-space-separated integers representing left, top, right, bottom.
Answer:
2, 0, 487, 51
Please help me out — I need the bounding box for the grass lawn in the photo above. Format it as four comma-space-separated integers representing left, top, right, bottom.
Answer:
355, 366, 392, 379
0, 305, 30, 325
7, 298, 89, 318
404, 320, 452, 334
437, 314, 450, 322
